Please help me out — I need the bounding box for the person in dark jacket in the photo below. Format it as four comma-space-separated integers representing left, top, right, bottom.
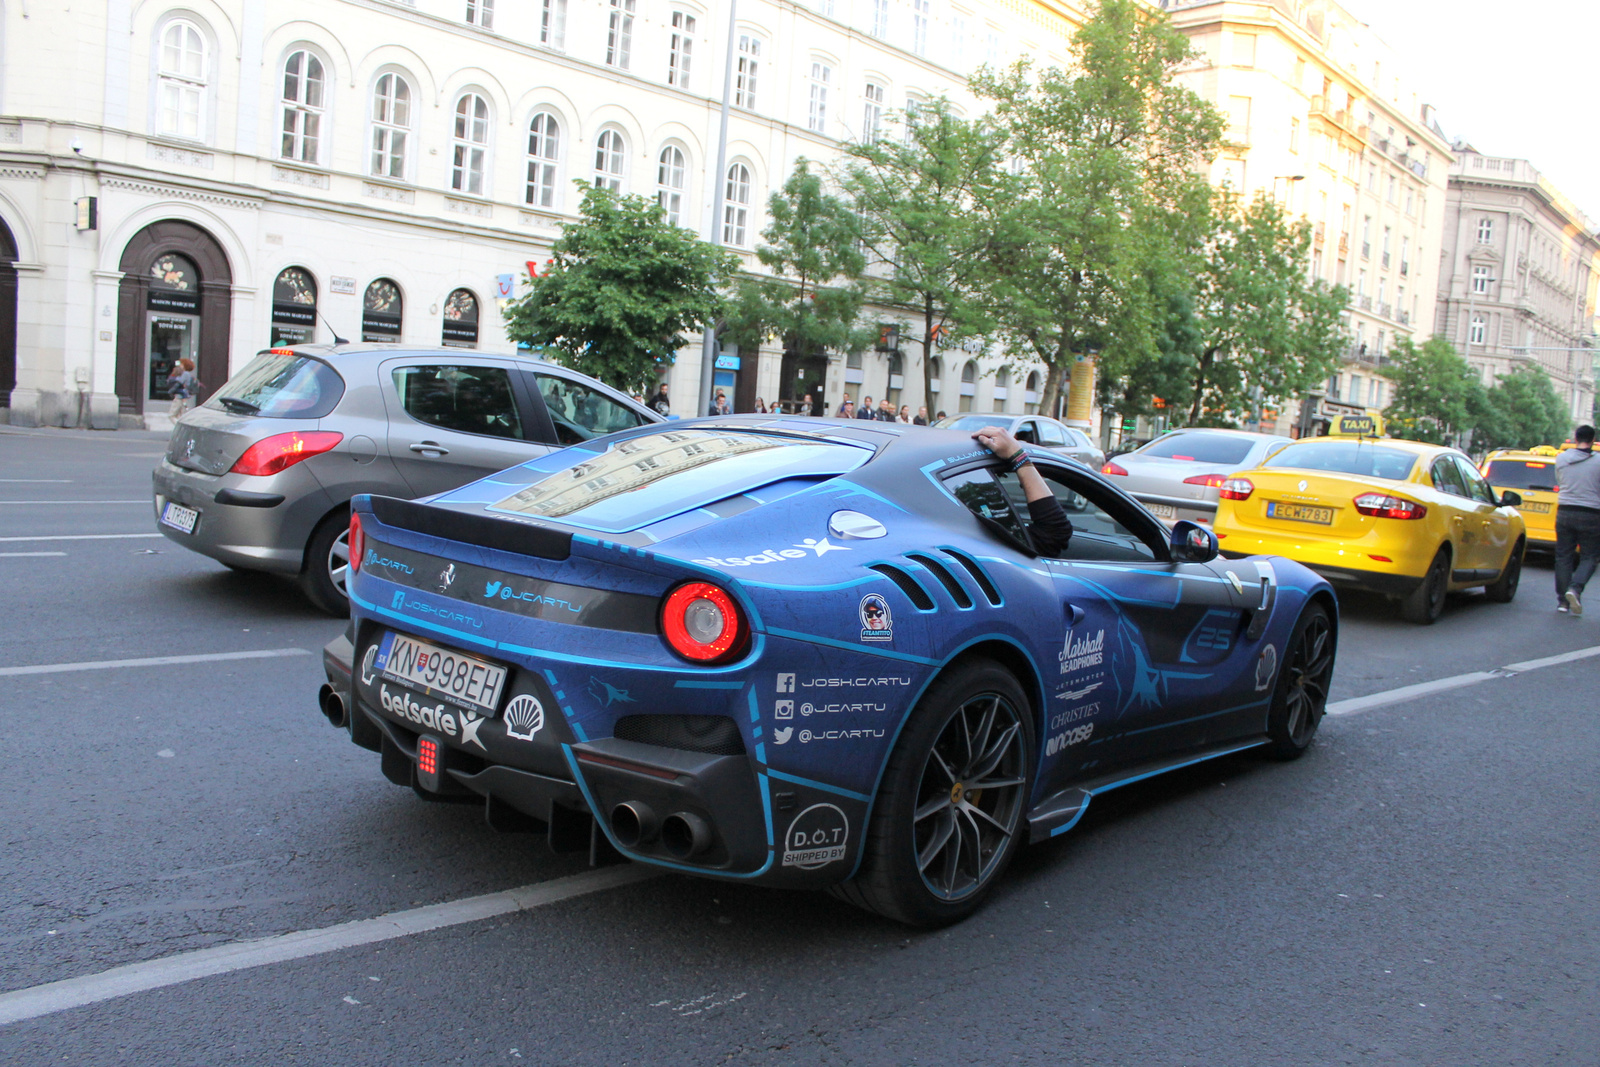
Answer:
856, 396, 876, 419
646, 383, 672, 416
970, 425, 1072, 556
1555, 424, 1599, 614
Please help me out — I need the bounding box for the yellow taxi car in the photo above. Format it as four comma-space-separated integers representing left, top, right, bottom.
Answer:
1212, 437, 1526, 624
1481, 446, 1560, 550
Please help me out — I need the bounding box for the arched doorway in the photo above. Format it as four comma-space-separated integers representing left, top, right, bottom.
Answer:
441, 288, 478, 348
115, 221, 232, 415
0, 218, 16, 410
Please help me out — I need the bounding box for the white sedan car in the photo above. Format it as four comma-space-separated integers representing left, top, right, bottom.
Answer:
1101, 428, 1292, 525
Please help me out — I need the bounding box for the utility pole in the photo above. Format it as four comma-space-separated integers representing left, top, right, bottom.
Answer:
696, 0, 738, 418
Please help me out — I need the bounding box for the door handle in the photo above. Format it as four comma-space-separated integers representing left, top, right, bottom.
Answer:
1064, 603, 1085, 625
408, 442, 450, 456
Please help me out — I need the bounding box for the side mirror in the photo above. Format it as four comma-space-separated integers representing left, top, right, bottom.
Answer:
1169, 519, 1219, 563
1499, 489, 1522, 508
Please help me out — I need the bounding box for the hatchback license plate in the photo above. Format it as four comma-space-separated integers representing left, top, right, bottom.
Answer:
375, 632, 507, 712
1520, 501, 1551, 513
1267, 501, 1334, 525
160, 501, 199, 534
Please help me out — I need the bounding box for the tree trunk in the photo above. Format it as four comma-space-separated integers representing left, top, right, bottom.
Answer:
1188, 346, 1218, 425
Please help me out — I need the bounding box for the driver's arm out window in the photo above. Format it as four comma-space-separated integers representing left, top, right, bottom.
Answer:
1001, 467, 1159, 562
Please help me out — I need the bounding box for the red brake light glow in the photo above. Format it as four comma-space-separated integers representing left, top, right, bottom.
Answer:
417, 736, 440, 777
1183, 473, 1229, 488
1353, 492, 1427, 519
1102, 461, 1128, 476
661, 581, 746, 663
1219, 478, 1254, 500
348, 510, 364, 573
229, 431, 343, 477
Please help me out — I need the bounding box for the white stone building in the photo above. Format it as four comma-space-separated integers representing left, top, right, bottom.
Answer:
0, 0, 1078, 429
1435, 149, 1599, 424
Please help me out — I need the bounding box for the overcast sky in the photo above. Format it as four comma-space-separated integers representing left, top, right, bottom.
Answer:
1339, 0, 1600, 224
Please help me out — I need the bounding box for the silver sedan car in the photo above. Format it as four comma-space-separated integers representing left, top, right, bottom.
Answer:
152, 344, 660, 613
933, 413, 1105, 469
1101, 428, 1292, 525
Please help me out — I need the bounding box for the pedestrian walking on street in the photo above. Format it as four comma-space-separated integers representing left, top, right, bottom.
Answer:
1554, 424, 1600, 615
752, 397, 767, 414
711, 390, 731, 416
898, 404, 912, 423
166, 358, 196, 419
914, 406, 929, 425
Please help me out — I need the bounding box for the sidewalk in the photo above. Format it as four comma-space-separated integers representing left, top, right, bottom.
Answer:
0, 424, 170, 443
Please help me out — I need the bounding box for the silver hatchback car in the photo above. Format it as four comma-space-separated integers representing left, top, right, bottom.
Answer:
152, 344, 660, 613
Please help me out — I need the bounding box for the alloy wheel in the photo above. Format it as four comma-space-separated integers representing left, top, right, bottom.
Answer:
328, 529, 350, 598
1283, 612, 1334, 746
913, 693, 1028, 901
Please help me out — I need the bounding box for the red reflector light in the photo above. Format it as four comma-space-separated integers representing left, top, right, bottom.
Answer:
1369, 555, 1393, 563
1219, 478, 1254, 500
661, 581, 746, 663
229, 431, 343, 477
349, 510, 364, 573
1102, 461, 1128, 476
418, 736, 439, 776
1353, 493, 1427, 519
1183, 473, 1228, 488
1171, 454, 1196, 461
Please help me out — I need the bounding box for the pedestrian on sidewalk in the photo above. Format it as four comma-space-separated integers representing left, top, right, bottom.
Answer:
166, 358, 196, 419
1554, 424, 1599, 615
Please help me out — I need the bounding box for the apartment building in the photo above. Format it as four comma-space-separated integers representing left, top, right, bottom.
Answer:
1162, 0, 1453, 428
0, 0, 1077, 430
1436, 149, 1599, 423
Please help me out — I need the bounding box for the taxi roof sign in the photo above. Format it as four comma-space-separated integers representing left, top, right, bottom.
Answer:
1326, 412, 1385, 438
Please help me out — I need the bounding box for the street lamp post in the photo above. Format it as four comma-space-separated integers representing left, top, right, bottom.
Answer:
696, 0, 738, 418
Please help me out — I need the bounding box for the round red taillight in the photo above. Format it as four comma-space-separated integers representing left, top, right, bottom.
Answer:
348, 510, 364, 573
661, 582, 745, 663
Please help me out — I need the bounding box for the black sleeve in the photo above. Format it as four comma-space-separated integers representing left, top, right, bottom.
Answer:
1026, 494, 1074, 557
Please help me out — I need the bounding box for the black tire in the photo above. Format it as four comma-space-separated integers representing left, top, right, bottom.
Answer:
1265, 602, 1336, 759
1400, 546, 1449, 624
299, 507, 351, 616
1484, 537, 1524, 603
832, 661, 1034, 928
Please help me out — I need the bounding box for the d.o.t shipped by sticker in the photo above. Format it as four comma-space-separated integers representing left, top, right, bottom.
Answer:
781, 803, 849, 869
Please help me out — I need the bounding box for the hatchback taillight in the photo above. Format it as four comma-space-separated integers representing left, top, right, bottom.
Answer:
229, 431, 343, 477
1102, 461, 1128, 476
661, 582, 747, 663
1219, 478, 1254, 500
348, 511, 364, 573
1353, 493, 1427, 519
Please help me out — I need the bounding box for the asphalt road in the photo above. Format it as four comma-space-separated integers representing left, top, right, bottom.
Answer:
1, 426, 1595, 1065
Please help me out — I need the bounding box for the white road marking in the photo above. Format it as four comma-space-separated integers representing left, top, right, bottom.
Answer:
0, 499, 148, 505
0, 533, 161, 542
1326, 642, 1600, 717
0, 551, 67, 558
0, 865, 660, 1026
0, 648, 312, 677
0, 479, 73, 483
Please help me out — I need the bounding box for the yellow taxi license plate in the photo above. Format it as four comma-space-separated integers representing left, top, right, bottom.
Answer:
1520, 501, 1551, 513
1267, 501, 1334, 525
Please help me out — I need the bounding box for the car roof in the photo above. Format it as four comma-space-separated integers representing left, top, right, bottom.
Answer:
1290, 436, 1454, 457
1149, 427, 1286, 440
273, 343, 570, 371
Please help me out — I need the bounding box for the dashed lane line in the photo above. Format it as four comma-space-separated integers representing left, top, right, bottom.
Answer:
0, 479, 73, 483
0, 499, 148, 504
1325, 642, 1600, 717
0, 865, 661, 1026
0, 533, 161, 541
0, 551, 66, 558
0, 648, 312, 677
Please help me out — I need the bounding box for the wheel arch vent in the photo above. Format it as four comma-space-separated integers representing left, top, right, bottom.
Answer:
939, 547, 1002, 606
868, 563, 936, 611
905, 553, 973, 609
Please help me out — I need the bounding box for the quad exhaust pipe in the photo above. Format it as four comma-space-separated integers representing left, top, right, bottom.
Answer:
610, 801, 659, 848
610, 803, 713, 858
661, 812, 712, 859
317, 684, 348, 728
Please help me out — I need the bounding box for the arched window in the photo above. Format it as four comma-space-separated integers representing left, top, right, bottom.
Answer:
723, 162, 751, 246
863, 82, 885, 141
1025, 370, 1040, 414
808, 61, 831, 132
959, 359, 977, 412
157, 20, 207, 140
928, 356, 943, 398
362, 278, 403, 342
452, 93, 490, 195
442, 288, 480, 348
371, 73, 411, 179
146, 252, 202, 402
594, 129, 625, 191
280, 50, 325, 163
657, 145, 686, 225
961, 360, 977, 382
271, 267, 318, 345
526, 111, 561, 207
992, 366, 1009, 412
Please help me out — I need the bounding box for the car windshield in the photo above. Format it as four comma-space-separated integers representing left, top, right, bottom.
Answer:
1265, 441, 1419, 481
1486, 460, 1558, 491
934, 415, 1015, 432
206, 352, 344, 419
1138, 432, 1256, 464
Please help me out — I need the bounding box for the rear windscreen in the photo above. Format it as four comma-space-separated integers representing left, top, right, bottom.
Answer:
936, 415, 1014, 433
1266, 441, 1418, 481
1486, 460, 1558, 491
1138, 432, 1256, 464
205, 352, 344, 419
486, 428, 873, 532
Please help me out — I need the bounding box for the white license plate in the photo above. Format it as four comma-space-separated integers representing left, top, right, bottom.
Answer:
160, 501, 199, 534
374, 631, 507, 713
1146, 502, 1176, 519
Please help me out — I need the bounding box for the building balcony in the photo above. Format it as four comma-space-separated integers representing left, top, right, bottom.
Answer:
1357, 294, 1373, 310
1379, 302, 1393, 319
1397, 310, 1411, 325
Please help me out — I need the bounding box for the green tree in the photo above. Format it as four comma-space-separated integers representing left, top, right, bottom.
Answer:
1384, 335, 1484, 444
722, 162, 874, 399
841, 99, 1010, 415
973, 0, 1224, 415
501, 185, 737, 393
1474, 365, 1570, 451
1185, 191, 1349, 425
